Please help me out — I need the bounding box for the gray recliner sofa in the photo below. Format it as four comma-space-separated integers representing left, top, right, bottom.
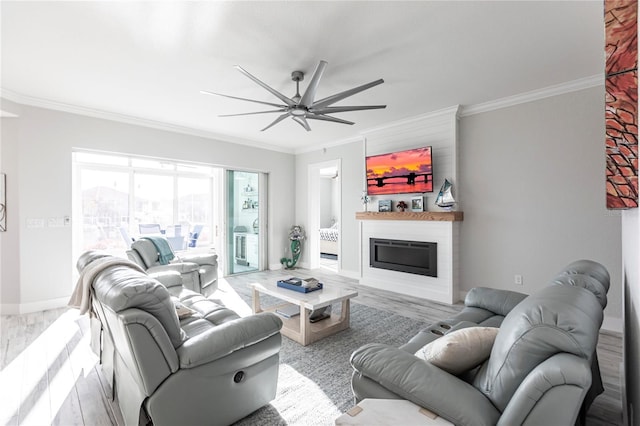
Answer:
127, 238, 219, 297
77, 250, 283, 426
350, 259, 610, 425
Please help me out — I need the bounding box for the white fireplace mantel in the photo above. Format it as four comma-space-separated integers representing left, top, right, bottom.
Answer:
357, 212, 463, 304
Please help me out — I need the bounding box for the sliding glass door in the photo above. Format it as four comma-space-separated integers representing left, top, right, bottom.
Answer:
73, 152, 217, 260
227, 170, 264, 274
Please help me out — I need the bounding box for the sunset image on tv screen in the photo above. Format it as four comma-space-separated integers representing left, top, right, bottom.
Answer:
366, 146, 433, 195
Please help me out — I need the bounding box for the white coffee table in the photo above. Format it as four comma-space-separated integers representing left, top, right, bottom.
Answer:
250, 281, 358, 346
335, 399, 454, 425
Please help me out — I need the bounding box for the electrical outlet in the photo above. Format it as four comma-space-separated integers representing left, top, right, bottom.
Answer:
514, 274, 523, 285
26, 218, 45, 228
48, 217, 64, 227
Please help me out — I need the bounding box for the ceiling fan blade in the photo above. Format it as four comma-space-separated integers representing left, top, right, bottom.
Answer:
219, 109, 287, 117
309, 105, 386, 114
261, 113, 290, 131
306, 114, 355, 125
235, 65, 296, 107
311, 79, 385, 109
292, 116, 311, 131
200, 90, 285, 108
299, 60, 328, 108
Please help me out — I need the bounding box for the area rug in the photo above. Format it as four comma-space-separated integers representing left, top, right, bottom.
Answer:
223, 282, 426, 426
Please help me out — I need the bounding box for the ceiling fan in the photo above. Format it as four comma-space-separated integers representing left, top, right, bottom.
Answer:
201, 60, 386, 132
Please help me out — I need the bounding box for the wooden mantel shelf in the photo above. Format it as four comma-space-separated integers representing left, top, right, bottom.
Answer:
355, 211, 464, 222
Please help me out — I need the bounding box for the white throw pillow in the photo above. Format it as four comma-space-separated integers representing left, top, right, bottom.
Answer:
415, 327, 499, 375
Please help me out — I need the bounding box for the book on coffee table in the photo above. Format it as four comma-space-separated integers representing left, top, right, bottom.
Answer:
302, 278, 320, 288
275, 304, 300, 318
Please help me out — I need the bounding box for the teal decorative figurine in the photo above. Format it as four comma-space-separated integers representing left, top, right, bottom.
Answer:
280, 225, 306, 269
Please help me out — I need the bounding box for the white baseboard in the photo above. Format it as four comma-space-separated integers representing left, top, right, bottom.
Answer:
268, 263, 283, 270
0, 304, 19, 315
1, 296, 70, 315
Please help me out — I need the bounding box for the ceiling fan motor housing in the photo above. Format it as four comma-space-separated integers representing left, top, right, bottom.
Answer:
202, 60, 386, 131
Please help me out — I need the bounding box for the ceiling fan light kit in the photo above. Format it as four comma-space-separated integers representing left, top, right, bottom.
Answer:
201, 60, 386, 132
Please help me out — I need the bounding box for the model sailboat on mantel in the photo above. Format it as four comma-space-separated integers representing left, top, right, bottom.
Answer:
435, 179, 456, 210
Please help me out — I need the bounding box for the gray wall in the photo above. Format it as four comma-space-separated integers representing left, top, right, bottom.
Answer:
623, 208, 639, 424
459, 86, 622, 329
0, 99, 294, 312
0, 102, 21, 308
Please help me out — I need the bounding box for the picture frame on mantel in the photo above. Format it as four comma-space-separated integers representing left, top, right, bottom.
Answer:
378, 199, 392, 212
411, 196, 424, 212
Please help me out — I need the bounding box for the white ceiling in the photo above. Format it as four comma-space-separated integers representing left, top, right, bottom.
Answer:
1, 1, 605, 153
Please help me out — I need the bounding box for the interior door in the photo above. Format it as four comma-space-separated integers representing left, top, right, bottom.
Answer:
227, 170, 261, 274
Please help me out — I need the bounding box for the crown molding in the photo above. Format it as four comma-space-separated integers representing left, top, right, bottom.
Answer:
460, 74, 604, 117
0, 109, 19, 118
360, 106, 460, 146
0, 88, 295, 154
362, 105, 461, 138
1, 74, 603, 154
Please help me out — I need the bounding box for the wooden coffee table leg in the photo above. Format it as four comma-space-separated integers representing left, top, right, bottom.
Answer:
341, 299, 350, 323
252, 288, 262, 314
300, 302, 309, 346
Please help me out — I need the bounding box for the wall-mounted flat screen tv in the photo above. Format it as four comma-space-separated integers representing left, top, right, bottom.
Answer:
366, 146, 433, 195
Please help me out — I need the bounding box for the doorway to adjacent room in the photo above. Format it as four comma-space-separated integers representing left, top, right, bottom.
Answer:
308, 159, 341, 272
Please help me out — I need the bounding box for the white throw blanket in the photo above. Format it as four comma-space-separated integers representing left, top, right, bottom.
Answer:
68, 257, 145, 315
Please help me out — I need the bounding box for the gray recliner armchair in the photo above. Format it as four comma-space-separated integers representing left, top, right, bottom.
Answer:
127, 238, 218, 297
76, 250, 283, 426
350, 260, 609, 426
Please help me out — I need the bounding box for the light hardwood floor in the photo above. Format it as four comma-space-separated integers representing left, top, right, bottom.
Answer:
0, 268, 623, 425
